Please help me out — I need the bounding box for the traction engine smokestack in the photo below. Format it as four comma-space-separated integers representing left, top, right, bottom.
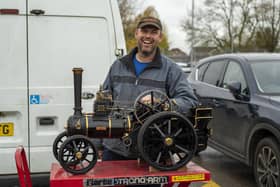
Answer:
72, 68, 83, 116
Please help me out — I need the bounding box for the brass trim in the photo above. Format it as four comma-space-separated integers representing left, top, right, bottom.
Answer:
96, 126, 107, 131
109, 117, 112, 138
127, 115, 131, 132
165, 137, 173, 146
75, 119, 81, 129
75, 152, 82, 160
194, 107, 213, 128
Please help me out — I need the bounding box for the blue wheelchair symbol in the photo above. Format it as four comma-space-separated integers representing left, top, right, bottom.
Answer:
30, 95, 40, 104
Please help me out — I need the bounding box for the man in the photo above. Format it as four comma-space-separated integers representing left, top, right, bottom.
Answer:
102, 16, 199, 186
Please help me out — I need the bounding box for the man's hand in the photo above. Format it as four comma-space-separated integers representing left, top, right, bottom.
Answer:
140, 95, 160, 105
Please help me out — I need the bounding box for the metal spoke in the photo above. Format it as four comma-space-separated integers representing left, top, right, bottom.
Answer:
87, 152, 95, 155
174, 128, 183, 137
85, 158, 91, 163
137, 101, 153, 110
153, 123, 166, 137
267, 148, 272, 164
156, 152, 162, 163
72, 141, 78, 151
268, 175, 274, 187
168, 120, 171, 135
259, 154, 266, 169
168, 151, 176, 165
82, 146, 89, 154
79, 160, 85, 168
271, 173, 278, 187
155, 98, 169, 108
258, 171, 267, 184
138, 110, 151, 119
175, 144, 190, 154
175, 152, 184, 160
151, 92, 154, 105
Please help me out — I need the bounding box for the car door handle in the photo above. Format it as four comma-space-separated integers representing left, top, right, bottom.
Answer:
30, 9, 45, 15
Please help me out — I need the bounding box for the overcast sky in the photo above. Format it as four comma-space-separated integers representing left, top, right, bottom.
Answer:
141, 0, 195, 54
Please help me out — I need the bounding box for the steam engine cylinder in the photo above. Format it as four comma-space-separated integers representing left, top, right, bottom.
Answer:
66, 115, 128, 138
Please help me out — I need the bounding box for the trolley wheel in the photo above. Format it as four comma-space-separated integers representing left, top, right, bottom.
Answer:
137, 111, 197, 171
58, 135, 98, 174
53, 131, 68, 160
134, 90, 172, 124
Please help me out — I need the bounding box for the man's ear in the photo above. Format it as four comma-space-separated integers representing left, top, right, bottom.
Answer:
135, 29, 139, 39
159, 32, 163, 42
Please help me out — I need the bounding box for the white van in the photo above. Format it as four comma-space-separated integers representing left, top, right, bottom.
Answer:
0, 0, 125, 184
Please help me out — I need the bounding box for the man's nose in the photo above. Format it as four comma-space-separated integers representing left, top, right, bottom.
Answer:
145, 32, 152, 38
144, 32, 152, 38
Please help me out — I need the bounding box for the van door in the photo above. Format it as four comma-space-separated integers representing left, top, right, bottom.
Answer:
27, 0, 117, 172
0, 1, 28, 174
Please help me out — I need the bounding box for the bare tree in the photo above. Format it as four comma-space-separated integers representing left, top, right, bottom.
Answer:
255, 0, 280, 52
182, 0, 280, 52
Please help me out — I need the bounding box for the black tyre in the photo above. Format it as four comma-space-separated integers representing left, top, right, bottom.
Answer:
137, 111, 197, 171
254, 137, 280, 187
58, 135, 98, 174
53, 131, 68, 160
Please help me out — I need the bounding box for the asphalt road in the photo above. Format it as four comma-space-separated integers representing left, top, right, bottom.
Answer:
190, 147, 256, 187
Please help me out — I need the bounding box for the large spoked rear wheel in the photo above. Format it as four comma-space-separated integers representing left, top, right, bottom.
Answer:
53, 131, 68, 160
58, 135, 98, 174
134, 90, 172, 124
137, 111, 197, 171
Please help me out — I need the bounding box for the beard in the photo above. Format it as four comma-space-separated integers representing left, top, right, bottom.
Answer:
137, 42, 157, 57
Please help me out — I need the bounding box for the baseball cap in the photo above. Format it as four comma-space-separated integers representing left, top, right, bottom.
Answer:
137, 16, 162, 30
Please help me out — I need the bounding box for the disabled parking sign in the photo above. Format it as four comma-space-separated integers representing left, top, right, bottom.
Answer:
30, 95, 40, 104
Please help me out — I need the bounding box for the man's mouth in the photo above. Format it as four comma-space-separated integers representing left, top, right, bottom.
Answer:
143, 40, 152, 44
142, 39, 153, 46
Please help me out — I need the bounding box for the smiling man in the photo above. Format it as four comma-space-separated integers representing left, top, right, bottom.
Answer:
102, 16, 198, 186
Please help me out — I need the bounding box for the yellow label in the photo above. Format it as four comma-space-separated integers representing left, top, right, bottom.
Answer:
172, 174, 205, 182
0, 122, 14, 136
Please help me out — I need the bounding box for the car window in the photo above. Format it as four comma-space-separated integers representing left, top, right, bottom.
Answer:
197, 63, 209, 81
203, 61, 226, 86
251, 61, 280, 93
222, 61, 248, 95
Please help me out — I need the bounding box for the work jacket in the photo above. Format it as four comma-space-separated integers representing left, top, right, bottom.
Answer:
102, 47, 199, 157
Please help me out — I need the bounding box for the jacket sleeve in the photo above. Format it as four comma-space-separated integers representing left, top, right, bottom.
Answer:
167, 64, 199, 115
103, 65, 113, 93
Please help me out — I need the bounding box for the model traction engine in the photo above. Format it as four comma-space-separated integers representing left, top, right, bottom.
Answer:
53, 68, 212, 174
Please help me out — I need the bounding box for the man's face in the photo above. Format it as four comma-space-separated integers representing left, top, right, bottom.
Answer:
135, 26, 162, 57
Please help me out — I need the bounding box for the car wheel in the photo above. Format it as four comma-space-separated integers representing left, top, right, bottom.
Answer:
253, 137, 280, 187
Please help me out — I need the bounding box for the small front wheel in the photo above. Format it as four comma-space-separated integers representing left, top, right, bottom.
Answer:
58, 135, 98, 174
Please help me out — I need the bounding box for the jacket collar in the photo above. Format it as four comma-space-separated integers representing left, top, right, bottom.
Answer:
120, 47, 162, 72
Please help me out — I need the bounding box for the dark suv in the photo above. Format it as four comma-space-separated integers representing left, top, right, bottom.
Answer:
188, 53, 280, 187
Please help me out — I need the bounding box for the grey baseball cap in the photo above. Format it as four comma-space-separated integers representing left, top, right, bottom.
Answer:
137, 16, 162, 30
